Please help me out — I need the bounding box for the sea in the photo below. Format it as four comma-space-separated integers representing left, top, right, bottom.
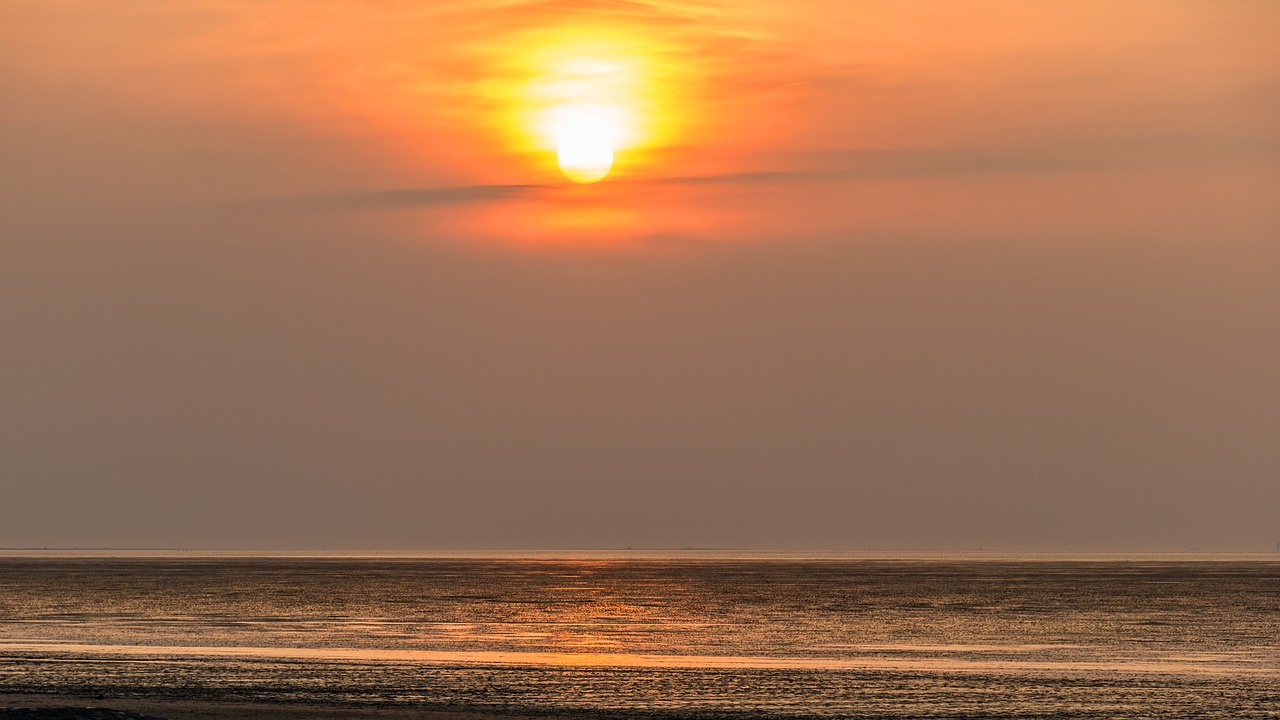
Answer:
1, 553, 1277, 718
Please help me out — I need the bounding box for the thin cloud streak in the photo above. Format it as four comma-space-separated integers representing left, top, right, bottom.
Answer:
273, 133, 1274, 211
270, 184, 551, 210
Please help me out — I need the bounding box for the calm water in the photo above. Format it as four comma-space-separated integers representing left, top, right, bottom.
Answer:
1, 556, 1277, 718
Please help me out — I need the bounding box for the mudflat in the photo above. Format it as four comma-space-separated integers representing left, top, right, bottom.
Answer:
0, 695, 561, 720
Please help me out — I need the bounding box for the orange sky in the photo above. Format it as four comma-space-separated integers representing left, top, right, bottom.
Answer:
5, 0, 1278, 246
2, 1, 1278, 550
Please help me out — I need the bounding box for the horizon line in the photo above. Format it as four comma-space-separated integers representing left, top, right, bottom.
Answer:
2, 547, 1278, 560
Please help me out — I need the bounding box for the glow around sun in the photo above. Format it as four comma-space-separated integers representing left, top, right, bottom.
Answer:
534, 56, 633, 184
498, 33, 682, 185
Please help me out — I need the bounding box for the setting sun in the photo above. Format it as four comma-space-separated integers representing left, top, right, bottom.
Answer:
558, 135, 613, 183
554, 103, 617, 183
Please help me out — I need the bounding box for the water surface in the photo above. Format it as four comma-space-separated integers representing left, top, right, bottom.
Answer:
1, 556, 1276, 717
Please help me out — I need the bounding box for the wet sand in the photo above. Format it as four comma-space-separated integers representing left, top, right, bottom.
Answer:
6, 559, 1277, 718
0, 695, 565, 720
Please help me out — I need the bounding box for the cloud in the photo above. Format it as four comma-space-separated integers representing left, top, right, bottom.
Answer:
266, 184, 550, 210
266, 132, 1270, 215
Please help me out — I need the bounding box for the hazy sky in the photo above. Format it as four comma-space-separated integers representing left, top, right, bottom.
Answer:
3, 1, 1278, 551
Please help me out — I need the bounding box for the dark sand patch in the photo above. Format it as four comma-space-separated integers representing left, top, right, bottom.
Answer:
0, 696, 563, 720
0, 710, 164, 720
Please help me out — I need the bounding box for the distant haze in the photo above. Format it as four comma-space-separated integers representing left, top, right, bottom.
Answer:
2, 1, 1278, 551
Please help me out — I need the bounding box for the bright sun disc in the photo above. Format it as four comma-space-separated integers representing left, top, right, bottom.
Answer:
558, 136, 614, 183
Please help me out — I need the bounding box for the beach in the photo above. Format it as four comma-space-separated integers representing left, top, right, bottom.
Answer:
1, 694, 557, 720
2, 556, 1277, 719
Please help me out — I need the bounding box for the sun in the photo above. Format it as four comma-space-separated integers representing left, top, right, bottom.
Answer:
558, 136, 613, 184
550, 102, 620, 184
